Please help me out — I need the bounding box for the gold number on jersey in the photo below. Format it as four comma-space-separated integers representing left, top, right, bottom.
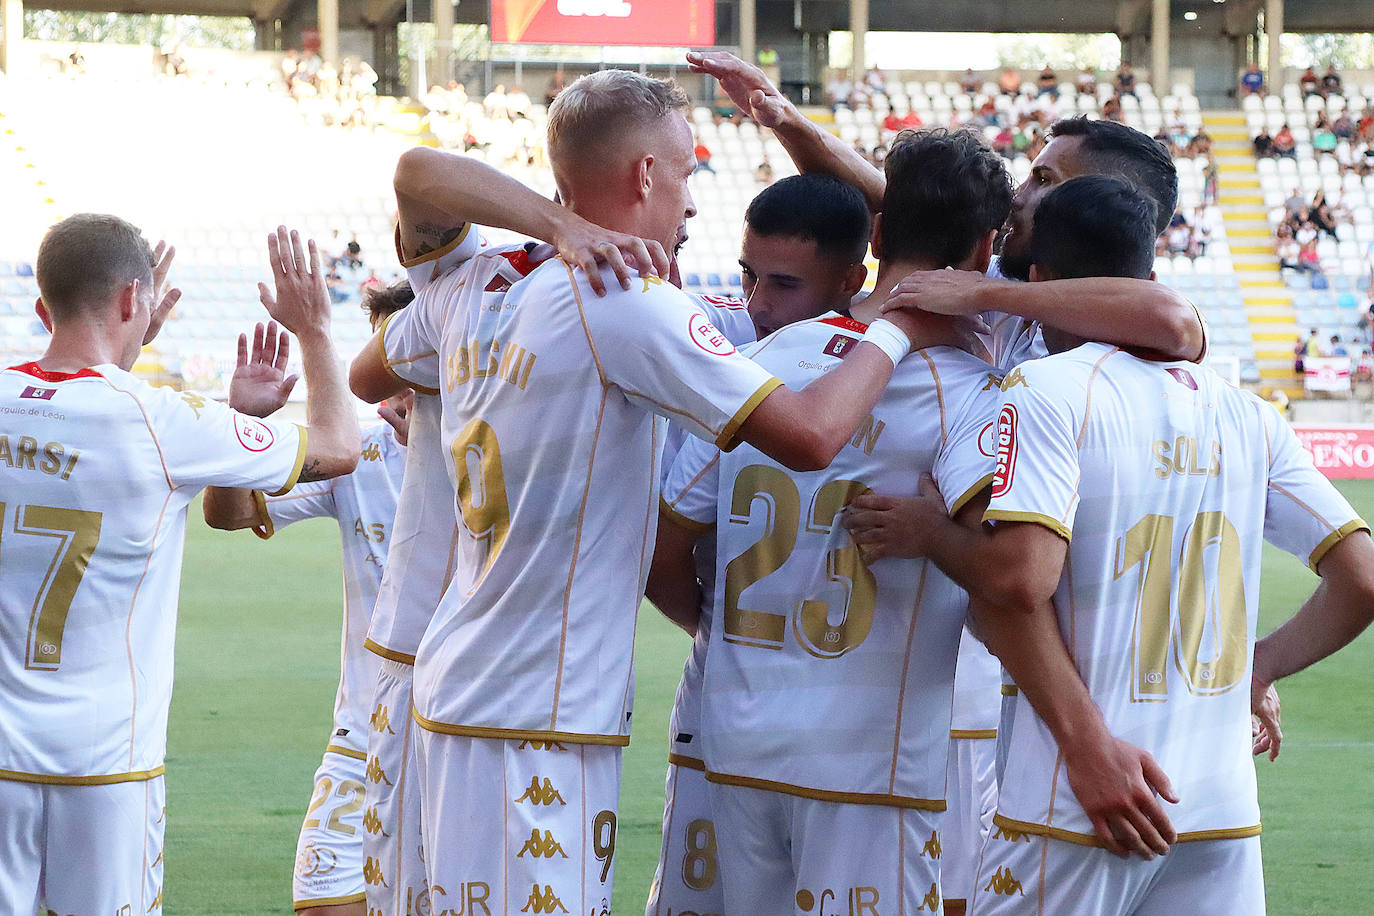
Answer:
721, 468, 877, 656
5, 503, 104, 671
1115, 511, 1247, 700
451, 418, 511, 579
722, 465, 796, 650
795, 479, 877, 658
592, 809, 617, 884
681, 818, 719, 891
302, 776, 365, 835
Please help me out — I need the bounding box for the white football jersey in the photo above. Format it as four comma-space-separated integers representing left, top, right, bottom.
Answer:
360, 224, 484, 665
381, 241, 781, 744
660, 295, 756, 766
0, 363, 305, 782
255, 423, 403, 755
986, 342, 1366, 842
663, 314, 1002, 807
950, 628, 1001, 736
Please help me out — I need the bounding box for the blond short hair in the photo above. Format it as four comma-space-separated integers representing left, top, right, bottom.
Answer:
547, 69, 690, 167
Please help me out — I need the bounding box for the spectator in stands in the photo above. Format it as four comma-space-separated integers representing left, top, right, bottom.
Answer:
1167, 108, 1189, 146
66, 46, 85, 75
826, 71, 853, 110
1076, 67, 1097, 97
1277, 224, 1301, 274
1311, 191, 1338, 239
1358, 107, 1374, 142
1192, 205, 1214, 255
507, 85, 531, 119
1037, 65, 1059, 99
1356, 349, 1372, 384
1322, 65, 1343, 98
545, 71, 566, 105
1101, 92, 1124, 123
1273, 123, 1297, 158
1300, 66, 1321, 98
755, 155, 775, 185
1285, 187, 1306, 218
1334, 110, 1356, 140
1313, 122, 1339, 159
300, 49, 322, 79
882, 105, 904, 136
960, 68, 982, 97
1166, 208, 1194, 259
1185, 128, 1212, 159
1203, 157, 1220, 206
864, 65, 887, 95
1253, 125, 1274, 157
693, 136, 715, 174
1114, 63, 1137, 98
974, 96, 999, 128
757, 45, 779, 67
1330, 335, 1349, 357
1299, 238, 1324, 277
1305, 328, 1324, 359
162, 42, 188, 78
281, 50, 299, 85
998, 66, 1022, 96
993, 125, 1016, 158
1154, 127, 1180, 158
483, 84, 510, 120
1240, 63, 1265, 97
360, 269, 383, 296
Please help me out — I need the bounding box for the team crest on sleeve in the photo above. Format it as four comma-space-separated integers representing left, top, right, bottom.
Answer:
823, 334, 859, 359
688, 312, 736, 356
233, 414, 276, 452
990, 405, 1018, 497
977, 420, 998, 458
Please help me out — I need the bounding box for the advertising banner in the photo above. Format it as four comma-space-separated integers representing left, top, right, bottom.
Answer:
1304, 356, 1352, 393
491, 0, 715, 47
1294, 426, 1374, 479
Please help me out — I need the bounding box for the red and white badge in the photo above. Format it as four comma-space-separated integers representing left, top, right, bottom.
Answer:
234, 414, 276, 452
688, 312, 736, 356
990, 405, 1018, 497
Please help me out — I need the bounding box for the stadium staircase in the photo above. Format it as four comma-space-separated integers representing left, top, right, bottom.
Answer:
1203, 111, 1302, 399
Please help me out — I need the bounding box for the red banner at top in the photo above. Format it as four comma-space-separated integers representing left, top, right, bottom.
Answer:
491, 0, 715, 46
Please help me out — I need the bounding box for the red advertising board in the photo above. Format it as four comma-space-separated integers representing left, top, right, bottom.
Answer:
1294, 426, 1374, 479
491, 0, 714, 46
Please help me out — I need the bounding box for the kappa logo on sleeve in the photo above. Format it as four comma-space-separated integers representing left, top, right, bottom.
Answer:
688, 312, 737, 356
233, 414, 276, 452
990, 405, 1018, 498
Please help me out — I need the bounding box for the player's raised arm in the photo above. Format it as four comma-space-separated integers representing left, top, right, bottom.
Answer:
258, 227, 360, 483
687, 51, 886, 212
882, 269, 1207, 363
394, 146, 668, 294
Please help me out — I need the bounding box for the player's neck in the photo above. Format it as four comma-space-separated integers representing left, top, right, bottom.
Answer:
38, 322, 130, 373
850, 257, 942, 324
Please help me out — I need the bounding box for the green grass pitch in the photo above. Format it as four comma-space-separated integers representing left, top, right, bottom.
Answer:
165, 483, 1374, 914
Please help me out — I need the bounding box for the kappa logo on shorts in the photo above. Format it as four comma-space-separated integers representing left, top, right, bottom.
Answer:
983, 866, 1025, 896
233, 413, 275, 452
514, 776, 567, 806
370, 703, 396, 735
519, 884, 568, 913
363, 855, 391, 887
982, 372, 1005, 391
365, 756, 394, 786
916, 883, 941, 912
990, 404, 1018, 498
363, 805, 391, 837
296, 843, 338, 877
921, 830, 942, 859
517, 739, 568, 751
992, 823, 1032, 843
517, 828, 569, 859
687, 312, 736, 356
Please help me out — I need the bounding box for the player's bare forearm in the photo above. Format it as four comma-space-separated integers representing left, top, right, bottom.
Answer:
1253, 531, 1374, 687
297, 327, 360, 481
738, 343, 895, 471
980, 277, 1205, 362
202, 486, 264, 530
349, 333, 407, 404
646, 513, 706, 637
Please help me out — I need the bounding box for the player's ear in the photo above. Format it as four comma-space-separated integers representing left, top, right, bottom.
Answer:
869, 213, 884, 260
972, 230, 997, 275
635, 154, 654, 201
118, 278, 139, 322
843, 261, 868, 297
34, 298, 53, 333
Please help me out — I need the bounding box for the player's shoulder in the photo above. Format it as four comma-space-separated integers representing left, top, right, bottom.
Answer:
747, 312, 860, 364
1007, 342, 1117, 386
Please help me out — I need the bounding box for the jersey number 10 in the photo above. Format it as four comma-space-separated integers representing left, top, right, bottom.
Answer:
1114, 511, 1248, 701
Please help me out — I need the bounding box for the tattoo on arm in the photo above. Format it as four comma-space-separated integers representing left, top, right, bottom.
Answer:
298, 458, 327, 483
411, 222, 466, 257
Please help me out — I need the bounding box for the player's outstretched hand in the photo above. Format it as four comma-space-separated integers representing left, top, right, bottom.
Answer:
1250, 680, 1282, 761
229, 321, 299, 418
883, 268, 1003, 318
877, 305, 991, 362
686, 51, 793, 129
1063, 735, 1179, 860
553, 216, 669, 295
259, 226, 330, 337
843, 474, 947, 562
142, 240, 182, 344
